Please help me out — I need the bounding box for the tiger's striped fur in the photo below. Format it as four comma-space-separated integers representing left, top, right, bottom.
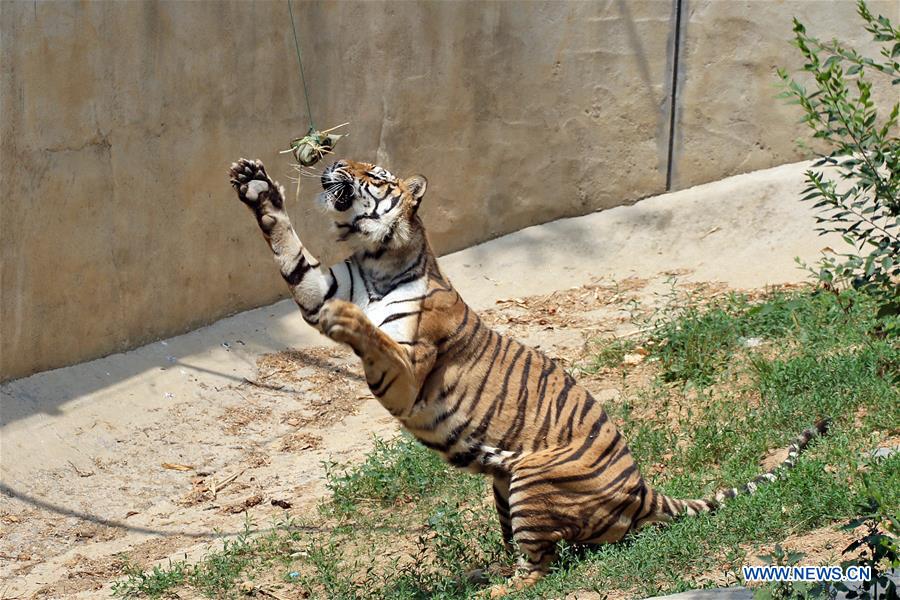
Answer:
228, 158, 829, 596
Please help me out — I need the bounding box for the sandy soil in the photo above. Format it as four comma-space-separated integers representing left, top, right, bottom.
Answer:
0, 161, 845, 599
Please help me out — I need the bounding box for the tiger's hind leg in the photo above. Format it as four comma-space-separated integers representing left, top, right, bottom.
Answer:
486, 535, 559, 599
492, 474, 514, 553
486, 437, 644, 597
486, 453, 570, 598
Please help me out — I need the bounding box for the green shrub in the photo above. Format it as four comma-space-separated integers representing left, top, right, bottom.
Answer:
777, 0, 900, 323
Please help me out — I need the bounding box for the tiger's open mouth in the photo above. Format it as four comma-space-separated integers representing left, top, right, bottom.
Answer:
320, 162, 354, 212
324, 181, 353, 212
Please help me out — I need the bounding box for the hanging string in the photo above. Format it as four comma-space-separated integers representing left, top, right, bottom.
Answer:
287, 0, 315, 133
282, 0, 347, 168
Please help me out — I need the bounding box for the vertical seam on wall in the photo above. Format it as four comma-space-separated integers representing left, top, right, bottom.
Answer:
665, 0, 684, 191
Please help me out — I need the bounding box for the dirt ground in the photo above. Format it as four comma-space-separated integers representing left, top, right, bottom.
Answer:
1, 274, 751, 600
0, 161, 846, 599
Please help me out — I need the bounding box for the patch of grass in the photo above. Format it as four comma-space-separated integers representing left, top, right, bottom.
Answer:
294, 438, 503, 599
111, 559, 186, 598
111, 516, 302, 599
575, 336, 637, 372
322, 434, 483, 519
111, 288, 899, 599
650, 296, 745, 385
646, 287, 884, 386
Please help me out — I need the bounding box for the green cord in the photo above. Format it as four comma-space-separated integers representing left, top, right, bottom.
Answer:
287, 0, 314, 132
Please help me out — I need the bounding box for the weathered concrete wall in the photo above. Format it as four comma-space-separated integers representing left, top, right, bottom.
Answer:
0, 0, 893, 380
2, 1, 300, 382
1, 0, 675, 381
295, 1, 675, 252
672, 0, 897, 189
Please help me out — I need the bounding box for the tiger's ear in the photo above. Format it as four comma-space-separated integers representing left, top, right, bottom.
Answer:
404, 175, 427, 207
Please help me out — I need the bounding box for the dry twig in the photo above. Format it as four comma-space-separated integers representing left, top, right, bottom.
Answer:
211, 468, 244, 499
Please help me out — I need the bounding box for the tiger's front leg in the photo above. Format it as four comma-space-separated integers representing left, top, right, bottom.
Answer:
229, 158, 349, 326
319, 300, 418, 415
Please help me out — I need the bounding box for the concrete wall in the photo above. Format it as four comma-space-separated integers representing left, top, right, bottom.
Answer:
0, 0, 893, 381
672, 0, 898, 189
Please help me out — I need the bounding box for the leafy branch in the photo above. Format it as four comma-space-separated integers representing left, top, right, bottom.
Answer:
777, 0, 899, 321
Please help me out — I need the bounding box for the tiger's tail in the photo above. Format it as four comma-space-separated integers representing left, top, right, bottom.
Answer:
649, 418, 830, 521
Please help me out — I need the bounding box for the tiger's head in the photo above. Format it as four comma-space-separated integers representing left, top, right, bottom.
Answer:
318, 159, 427, 253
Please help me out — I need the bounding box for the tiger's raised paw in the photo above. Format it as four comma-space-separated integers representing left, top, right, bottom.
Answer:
228, 158, 283, 210
319, 300, 371, 353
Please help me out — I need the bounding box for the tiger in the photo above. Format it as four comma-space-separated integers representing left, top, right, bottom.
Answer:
227, 157, 829, 597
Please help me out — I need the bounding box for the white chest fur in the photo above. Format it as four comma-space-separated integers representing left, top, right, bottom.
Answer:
362, 277, 428, 344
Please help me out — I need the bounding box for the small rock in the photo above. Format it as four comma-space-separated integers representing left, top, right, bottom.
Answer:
220, 493, 264, 514
867, 446, 898, 459
594, 389, 621, 402
740, 337, 764, 348
622, 353, 645, 366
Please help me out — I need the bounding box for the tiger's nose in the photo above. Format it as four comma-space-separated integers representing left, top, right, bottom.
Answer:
321, 160, 347, 187
325, 160, 347, 174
